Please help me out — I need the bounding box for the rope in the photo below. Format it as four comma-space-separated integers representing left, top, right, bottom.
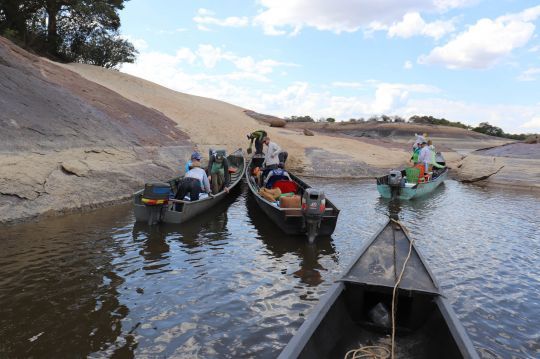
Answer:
343, 219, 414, 359
389, 218, 415, 359
344, 346, 390, 359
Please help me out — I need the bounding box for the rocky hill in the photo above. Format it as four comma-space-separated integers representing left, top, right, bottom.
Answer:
0, 37, 192, 223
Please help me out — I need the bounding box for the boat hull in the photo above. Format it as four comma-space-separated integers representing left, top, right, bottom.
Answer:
377, 167, 448, 200
246, 158, 339, 239
133, 150, 246, 224
278, 220, 478, 359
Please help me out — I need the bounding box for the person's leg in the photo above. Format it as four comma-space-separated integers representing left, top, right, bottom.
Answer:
216, 171, 224, 192
255, 139, 263, 154
188, 179, 201, 201
175, 179, 188, 200
278, 151, 288, 164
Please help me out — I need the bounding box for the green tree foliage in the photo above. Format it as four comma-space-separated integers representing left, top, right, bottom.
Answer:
409, 115, 471, 129
0, 0, 136, 68
326, 117, 335, 123
285, 115, 315, 122
472, 122, 504, 137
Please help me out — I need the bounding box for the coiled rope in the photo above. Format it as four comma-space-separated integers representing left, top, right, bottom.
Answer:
344, 219, 415, 359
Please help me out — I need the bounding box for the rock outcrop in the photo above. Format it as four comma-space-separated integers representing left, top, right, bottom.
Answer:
0, 37, 192, 223
456, 143, 540, 189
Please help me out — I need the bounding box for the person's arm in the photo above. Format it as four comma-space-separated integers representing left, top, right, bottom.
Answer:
185, 161, 191, 174
270, 143, 281, 158
202, 172, 211, 193
223, 159, 230, 187
207, 156, 214, 174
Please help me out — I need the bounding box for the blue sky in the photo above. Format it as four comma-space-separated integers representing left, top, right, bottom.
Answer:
118, 0, 540, 134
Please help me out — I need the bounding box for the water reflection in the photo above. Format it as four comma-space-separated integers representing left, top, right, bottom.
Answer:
0, 205, 132, 358
1, 180, 538, 358
245, 194, 337, 287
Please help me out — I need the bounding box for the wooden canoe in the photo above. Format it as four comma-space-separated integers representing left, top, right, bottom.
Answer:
133, 149, 246, 224
278, 219, 478, 359
245, 156, 339, 242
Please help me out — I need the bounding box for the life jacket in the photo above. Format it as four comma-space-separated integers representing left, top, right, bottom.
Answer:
266, 168, 290, 188
210, 150, 226, 174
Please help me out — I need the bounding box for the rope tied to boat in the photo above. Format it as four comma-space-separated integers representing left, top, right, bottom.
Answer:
344, 346, 390, 359
344, 219, 415, 359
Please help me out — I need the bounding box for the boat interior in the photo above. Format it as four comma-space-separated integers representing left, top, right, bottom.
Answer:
247, 156, 339, 217
299, 283, 462, 359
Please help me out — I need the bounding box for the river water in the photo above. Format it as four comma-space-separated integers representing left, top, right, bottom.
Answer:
0, 179, 538, 358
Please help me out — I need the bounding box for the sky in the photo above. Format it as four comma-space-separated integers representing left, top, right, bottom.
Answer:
118, 0, 540, 134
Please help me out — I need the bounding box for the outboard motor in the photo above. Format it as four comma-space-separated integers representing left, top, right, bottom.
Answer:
387, 170, 402, 199
301, 188, 326, 244
141, 182, 171, 225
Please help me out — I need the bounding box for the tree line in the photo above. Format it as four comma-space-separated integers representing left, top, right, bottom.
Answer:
0, 0, 136, 68
285, 114, 534, 140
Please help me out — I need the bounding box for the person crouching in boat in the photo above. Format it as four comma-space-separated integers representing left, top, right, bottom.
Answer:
208, 150, 230, 194
176, 152, 211, 201
264, 163, 292, 189
247, 130, 267, 155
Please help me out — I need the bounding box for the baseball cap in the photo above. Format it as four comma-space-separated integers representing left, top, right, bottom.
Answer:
191, 152, 202, 161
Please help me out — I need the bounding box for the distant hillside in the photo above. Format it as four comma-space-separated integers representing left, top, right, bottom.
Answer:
286, 121, 499, 140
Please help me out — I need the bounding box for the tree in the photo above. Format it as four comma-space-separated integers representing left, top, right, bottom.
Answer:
472, 122, 504, 137
0, 0, 136, 67
74, 30, 136, 68
326, 117, 335, 123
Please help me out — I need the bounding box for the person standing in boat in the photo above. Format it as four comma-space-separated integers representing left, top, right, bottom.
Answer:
207, 149, 230, 194
261, 136, 282, 182
176, 152, 211, 201
418, 141, 432, 175
247, 130, 267, 155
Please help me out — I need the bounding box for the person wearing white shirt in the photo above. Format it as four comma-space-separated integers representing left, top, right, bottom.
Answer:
262, 137, 281, 169
418, 142, 432, 173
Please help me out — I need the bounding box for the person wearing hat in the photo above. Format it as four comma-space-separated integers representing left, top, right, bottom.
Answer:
176, 152, 211, 201
247, 130, 267, 155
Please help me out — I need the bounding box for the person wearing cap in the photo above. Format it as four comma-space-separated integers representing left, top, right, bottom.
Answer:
176, 152, 211, 201
247, 130, 267, 155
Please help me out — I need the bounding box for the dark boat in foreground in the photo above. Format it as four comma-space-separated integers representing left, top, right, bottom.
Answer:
278, 219, 478, 359
246, 156, 339, 243
134, 149, 245, 225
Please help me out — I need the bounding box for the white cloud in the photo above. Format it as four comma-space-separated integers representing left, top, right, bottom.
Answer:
420, 5, 540, 69
404, 60, 413, 69
520, 117, 540, 129
398, 98, 540, 133
517, 67, 540, 81
387, 12, 456, 39
254, 0, 471, 36
120, 35, 148, 51
194, 8, 249, 29
331, 81, 364, 88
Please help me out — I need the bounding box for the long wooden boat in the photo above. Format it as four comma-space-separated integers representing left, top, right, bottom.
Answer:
246, 156, 339, 243
133, 149, 245, 225
278, 219, 479, 359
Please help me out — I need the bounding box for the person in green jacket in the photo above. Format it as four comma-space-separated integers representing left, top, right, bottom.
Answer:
207, 149, 230, 194
247, 130, 267, 155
